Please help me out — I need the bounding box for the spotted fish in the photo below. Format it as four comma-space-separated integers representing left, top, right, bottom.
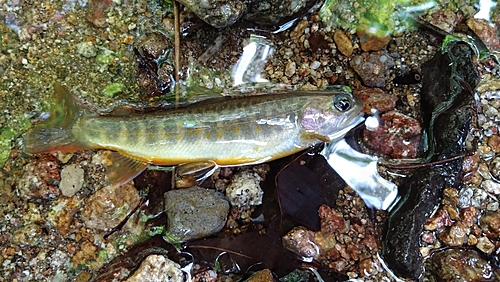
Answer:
24, 83, 364, 185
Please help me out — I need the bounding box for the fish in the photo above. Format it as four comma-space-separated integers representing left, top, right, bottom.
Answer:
24, 82, 364, 185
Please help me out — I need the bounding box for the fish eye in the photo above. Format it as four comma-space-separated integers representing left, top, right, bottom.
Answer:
333, 95, 352, 112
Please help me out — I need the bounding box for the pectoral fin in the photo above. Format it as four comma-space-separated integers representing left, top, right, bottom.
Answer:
300, 132, 331, 143
175, 161, 218, 187
102, 151, 148, 186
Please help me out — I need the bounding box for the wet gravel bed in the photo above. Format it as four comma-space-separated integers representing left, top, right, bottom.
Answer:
0, 0, 499, 281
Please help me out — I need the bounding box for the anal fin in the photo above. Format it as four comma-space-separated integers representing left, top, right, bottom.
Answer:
102, 151, 148, 186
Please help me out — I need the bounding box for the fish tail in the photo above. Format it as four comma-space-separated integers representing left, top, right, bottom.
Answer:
24, 82, 89, 154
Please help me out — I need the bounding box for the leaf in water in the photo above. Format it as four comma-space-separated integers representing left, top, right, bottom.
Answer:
276, 161, 323, 230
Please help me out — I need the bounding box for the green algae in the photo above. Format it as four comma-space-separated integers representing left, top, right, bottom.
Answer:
0, 115, 31, 167
102, 83, 125, 96
0, 128, 16, 167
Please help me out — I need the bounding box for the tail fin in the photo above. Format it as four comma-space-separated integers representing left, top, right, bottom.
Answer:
24, 82, 87, 154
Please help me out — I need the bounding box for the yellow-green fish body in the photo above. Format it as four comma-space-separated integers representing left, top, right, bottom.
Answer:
25, 83, 363, 184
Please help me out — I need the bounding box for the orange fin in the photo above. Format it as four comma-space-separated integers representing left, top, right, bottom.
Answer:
102, 151, 148, 186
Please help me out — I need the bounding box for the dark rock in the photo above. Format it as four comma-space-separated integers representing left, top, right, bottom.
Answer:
383, 43, 479, 279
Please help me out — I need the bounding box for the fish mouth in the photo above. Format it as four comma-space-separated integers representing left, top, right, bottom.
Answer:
327, 112, 365, 142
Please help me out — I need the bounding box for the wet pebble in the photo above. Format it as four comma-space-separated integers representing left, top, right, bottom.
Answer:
425, 10, 458, 33
225, 170, 263, 207
81, 182, 140, 230
177, 0, 246, 28
356, 25, 391, 51
319, 204, 347, 234
476, 236, 495, 254
482, 179, 500, 195
284, 60, 296, 77
18, 155, 61, 199
425, 248, 500, 281
363, 111, 421, 158
489, 157, 500, 180
442, 187, 459, 208
137, 32, 171, 60
85, 0, 113, 28
437, 222, 466, 247
349, 51, 394, 87
126, 254, 184, 282
282, 226, 320, 260
457, 187, 474, 208
424, 209, 452, 231
333, 30, 353, 57
164, 186, 229, 241
11, 223, 43, 246
480, 212, 500, 240
76, 42, 97, 58
421, 231, 436, 244
59, 164, 84, 197
247, 269, 273, 282
459, 207, 477, 228
48, 196, 80, 234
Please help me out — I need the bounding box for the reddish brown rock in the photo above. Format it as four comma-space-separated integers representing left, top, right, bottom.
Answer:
360, 233, 378, 251
480, 212, 500, 240
487, 135, 500, 153
86, 0, 113, 28
467, 18, 500, 51
353, 87, 398, 114
363, 111, 422, 158
426, 10, 458, 33
459, 207, 477, 228
358, 258, 376, 277
424, 209, 452, 231
318, 204, 348, 234
421, 231, 436, 244
81, 182, 141, 230
18, 155, 61, 199
282, 226, 320, 260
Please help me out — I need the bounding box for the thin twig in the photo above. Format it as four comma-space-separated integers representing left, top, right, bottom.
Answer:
380, 152, 472, 170
174, 0, 181, 107
188, 245, 253, 259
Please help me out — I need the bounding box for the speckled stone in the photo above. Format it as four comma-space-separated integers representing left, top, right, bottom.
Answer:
282, 226, 320, 260
126, 255, 184, 282
165, 186, 229, 241
225, 170, 263, 207
480, 212, 500, 240
11, 223, 43, 246
59, 164, 85, 197
349, 51, 394, 87
81, 182, 141, 230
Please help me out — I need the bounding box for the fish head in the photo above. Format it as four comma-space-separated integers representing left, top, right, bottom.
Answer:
300, 92, 364, 141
